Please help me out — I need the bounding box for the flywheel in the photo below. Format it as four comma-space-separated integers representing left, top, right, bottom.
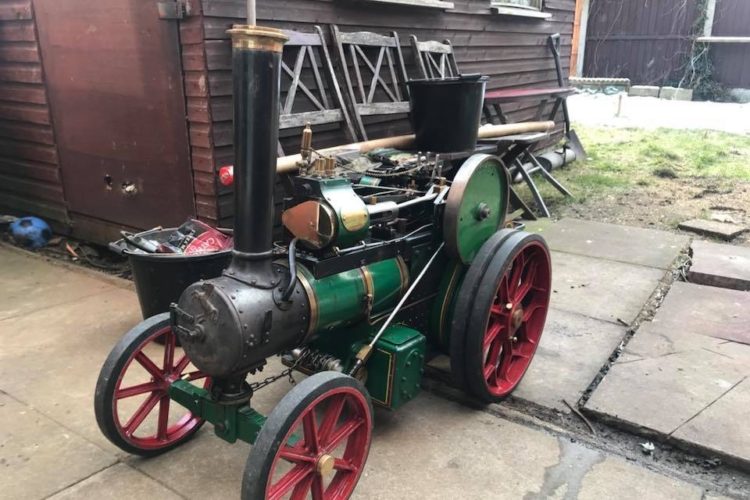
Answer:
443, 154, 509, 264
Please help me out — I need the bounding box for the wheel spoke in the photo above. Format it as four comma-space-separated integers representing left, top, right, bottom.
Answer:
523, 302, 544, 322
279, 445, 316, 464
290, 473, 314, 500
173, 354, 191, 375
323, 417, 363, 453
333, 457, 357, 472
483, 322, 503, 350
269, 465, 313, 500
318, 395, 346, 448
495, 340, 515, 382
311, 475, 325, 500
508, 253, 526, 297
163, 332, 176, 371
124, 392, 161, 436
116, 381, 160, 400
157, 395, 170, 440
135, 351, 164, 380
514, 263, 537, 303
302, 411, 320, 453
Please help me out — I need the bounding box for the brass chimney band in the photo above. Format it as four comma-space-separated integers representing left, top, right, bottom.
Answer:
227, 25, 288, 52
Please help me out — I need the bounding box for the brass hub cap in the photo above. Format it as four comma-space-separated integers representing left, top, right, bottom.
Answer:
316, 454, 335, 476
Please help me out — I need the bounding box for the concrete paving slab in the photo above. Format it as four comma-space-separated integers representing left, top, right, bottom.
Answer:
550, 251, 664, 324
514, 308, 627, 410
0, 393, 116, 500
689, 239, 750, 291
48, 463, 182, 500
578, 456, 702, 500
0, 247, 116, 321
678, 219, 748, 241
585, 348, 747, 436
629, 85, 660, 98
128, 390, 704, 500
672, 377, 750, 470
0, 287, 142, 452
525, 218, 689, 269
649, 282, 750, 345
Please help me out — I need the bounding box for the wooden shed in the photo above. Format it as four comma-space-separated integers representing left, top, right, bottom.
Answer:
0, 0, 575, 244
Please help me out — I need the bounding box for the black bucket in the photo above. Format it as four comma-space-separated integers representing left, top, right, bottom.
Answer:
407, 74, 489, 153
110, 228, 232, 319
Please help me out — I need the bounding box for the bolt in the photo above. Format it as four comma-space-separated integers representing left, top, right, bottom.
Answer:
506, 303, 513, 310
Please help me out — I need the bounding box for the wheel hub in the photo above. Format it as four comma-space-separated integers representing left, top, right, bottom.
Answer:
316, 453, 335, 477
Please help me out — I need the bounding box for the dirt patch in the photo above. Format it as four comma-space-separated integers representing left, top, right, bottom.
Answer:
547, 176, 750, 247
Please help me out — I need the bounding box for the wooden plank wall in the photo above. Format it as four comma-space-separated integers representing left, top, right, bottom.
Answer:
583, 0, 699, 85
711, 0, 750, 88
192, 0, 575, 226
0, 0, 66, 225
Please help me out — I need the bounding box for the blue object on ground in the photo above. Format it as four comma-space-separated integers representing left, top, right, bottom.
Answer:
9, 216, 52, 249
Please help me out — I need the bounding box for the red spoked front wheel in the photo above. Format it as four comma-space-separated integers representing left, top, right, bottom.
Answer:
94, 313, 210, 456
463, 231, 552, 403
243, 372, 373, 500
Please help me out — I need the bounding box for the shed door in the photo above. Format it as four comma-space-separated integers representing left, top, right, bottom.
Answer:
33, 0, 195, 229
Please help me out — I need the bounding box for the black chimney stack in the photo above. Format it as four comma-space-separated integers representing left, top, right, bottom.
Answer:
226, 26, 288, 285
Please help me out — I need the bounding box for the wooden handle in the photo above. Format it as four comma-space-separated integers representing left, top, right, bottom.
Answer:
276, 121, 556, 173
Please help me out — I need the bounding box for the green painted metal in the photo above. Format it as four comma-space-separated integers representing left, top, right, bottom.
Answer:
365, 325, 426, 410
428, 258, 465, 353
169, 380, 268, 445
449, 156, 509, 263
302, 257, 406, 332
317, 177, 370, 248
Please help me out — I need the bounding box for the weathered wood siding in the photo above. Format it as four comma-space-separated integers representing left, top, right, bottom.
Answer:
711, 0, 750, 88
0, 0, 66, 225
193, 0, 575, 226
583, 0, 699, 86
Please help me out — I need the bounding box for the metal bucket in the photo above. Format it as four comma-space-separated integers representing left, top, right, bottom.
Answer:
110, 228, 232, 319
407, 74, 489, 152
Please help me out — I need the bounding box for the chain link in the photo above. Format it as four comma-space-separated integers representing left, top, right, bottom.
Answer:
248, 350, 308, 392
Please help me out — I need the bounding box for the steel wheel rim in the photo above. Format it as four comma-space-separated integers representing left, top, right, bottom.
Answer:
266, 387, 372, 500
112, 326, 209, 450
482, 241, 551, 397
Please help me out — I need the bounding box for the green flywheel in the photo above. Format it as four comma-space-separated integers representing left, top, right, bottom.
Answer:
443, 154, 509, 264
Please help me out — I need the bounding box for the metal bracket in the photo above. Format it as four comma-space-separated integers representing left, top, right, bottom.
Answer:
157, 0, 191, 19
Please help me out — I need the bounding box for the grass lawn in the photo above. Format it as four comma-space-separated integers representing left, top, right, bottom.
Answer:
516, 126, 750, 246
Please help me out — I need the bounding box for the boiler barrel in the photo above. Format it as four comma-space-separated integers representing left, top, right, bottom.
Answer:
298, 257, 410, 334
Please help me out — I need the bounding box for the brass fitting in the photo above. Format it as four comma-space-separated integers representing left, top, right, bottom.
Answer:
227, 25, 288, 52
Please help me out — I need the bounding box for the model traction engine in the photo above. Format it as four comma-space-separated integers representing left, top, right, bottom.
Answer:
94, 21, 552, 500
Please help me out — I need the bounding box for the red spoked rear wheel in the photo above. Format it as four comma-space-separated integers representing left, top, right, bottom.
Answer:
463, 231, 552, 403
94, 313, 210, 456
243, 372, 373, 500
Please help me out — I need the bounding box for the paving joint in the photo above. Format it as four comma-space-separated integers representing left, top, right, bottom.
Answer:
421, 376, 750, 498
577, 247, 691, 408
668, 376, 748, 437
41, 462, 122, 500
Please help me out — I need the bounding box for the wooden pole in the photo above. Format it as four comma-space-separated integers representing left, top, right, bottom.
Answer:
276, 121, 556, 173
